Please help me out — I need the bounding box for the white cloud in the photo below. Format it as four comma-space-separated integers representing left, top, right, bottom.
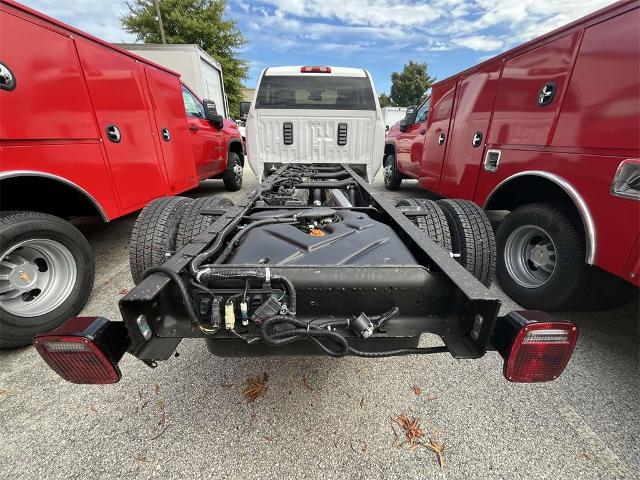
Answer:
258, 0, 441, 27
451, 35, 504, 52
19, 0, 136, 42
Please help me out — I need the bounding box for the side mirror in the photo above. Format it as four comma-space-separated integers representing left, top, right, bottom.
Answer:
203, 99, 224, 129
399, 105, 417, 132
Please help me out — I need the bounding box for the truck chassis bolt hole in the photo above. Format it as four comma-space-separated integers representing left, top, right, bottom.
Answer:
258, 257, 270, 264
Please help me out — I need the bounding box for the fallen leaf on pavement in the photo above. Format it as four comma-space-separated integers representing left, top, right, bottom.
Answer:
425, 436, 445, 469
119, 288, 129, 295
243, 373, 268, 402
135, 455, 147, 463
90, 404, 97, 413
392, 413, 424, 447
264, 436, 273, 442
154, 383, 160, 396
411, 385, 422, 396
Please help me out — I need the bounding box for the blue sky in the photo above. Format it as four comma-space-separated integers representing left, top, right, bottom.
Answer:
22, 0, 613, 95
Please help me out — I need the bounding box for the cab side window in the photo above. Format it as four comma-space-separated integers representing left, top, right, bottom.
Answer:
415, 98, 430, 123
182, 85, 205, 118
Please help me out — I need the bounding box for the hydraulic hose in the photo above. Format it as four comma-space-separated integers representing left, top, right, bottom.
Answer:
258, 310, 449, 358
260, 315, 349, 357
197, 267, 297, 315
140, 265, 200, 329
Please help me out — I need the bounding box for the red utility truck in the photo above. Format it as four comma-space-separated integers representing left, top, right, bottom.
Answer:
384, 0, 639, 310
0, 0, 244, 347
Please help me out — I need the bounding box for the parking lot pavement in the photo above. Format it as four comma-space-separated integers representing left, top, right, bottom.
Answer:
1, 166, 638, 480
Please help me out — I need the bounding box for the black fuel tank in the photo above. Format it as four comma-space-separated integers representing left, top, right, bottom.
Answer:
228, 210, 417, 266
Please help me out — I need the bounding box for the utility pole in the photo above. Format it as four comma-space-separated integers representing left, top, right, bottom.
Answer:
153, 0, 166, 44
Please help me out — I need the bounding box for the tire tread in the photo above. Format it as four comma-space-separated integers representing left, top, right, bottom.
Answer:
438, 199, 496, 287
129, 197, 192, 284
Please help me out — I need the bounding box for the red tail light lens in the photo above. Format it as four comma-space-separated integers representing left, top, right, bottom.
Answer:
33, 317, 129, 384
505, 321, 578, 383
301, 66, 331, 73
34, 335, 121, 384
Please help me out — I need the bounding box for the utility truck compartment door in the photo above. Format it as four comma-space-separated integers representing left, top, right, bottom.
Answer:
488, 33, 580, 147
76, 39, 166, 210
144, 65, 197, 193
0, 8, 96, 141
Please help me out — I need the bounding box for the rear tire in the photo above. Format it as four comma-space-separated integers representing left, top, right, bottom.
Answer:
496, 202, 637, 310
129, 196, 192, 284
223, 152, 243, 192
0, 211, 94, 348
396, 198, 452, 251
495, 203, 582, 310
437, 199, 496, 287
383, 153, 402, 190
175, 196, 234, 250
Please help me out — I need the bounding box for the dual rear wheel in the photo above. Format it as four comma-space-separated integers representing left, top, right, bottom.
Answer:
129, 196, 234, 284
396, 198, 496, 287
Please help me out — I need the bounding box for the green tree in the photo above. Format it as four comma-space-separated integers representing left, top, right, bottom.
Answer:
389, 61, 435, 107
378, 93, 392, 108
122, 0, 248, 117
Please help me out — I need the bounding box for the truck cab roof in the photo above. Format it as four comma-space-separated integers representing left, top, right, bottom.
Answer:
263, 66, 368, 77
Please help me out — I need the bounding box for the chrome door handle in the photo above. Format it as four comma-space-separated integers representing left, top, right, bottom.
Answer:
438, 132, 446, 145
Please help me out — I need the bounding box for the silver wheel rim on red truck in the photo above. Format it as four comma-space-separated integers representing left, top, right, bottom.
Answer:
233, 160, 243, 184
503, 225, 557, 288
383, 158, 393, 183
0, 239, 77, 317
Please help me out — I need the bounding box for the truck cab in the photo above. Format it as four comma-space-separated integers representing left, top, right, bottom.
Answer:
245, 66, 385, 182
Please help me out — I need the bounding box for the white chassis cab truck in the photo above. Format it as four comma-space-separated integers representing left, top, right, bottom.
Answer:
245, 66, 385, 182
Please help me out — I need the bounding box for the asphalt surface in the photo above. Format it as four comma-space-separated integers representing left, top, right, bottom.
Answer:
1, 166, 638, 480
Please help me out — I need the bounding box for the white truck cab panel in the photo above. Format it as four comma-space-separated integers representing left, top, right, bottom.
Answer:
246, 66, 385, 182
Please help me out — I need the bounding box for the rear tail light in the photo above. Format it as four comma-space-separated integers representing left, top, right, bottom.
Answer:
301, 66, 331, 73
34, 317, 129, 384
492, 311, 578, 383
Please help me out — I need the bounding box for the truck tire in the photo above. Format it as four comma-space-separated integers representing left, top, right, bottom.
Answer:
175, 196, 234, 250
437, 199, 496, 287
383, 153, 402, 190
223, 152, 243, 191
496, 203, 637, 311
396, 199, 452, 251
129, 196, 192, 284
495, 203, 583, 310
0, 211, 94, 348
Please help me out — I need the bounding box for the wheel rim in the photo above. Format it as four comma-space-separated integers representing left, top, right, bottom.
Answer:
233, 159, 243, 184
0, 239, 77, 317
503, 225, 557, 288
383, 157, 393, 184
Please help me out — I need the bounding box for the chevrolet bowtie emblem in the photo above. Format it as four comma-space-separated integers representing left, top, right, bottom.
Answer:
19, 271, 31, 283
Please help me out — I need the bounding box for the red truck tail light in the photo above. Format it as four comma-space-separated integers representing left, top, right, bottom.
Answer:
301, 66, 331, 73
492, 311, 578, 383
33, 317, 129, 384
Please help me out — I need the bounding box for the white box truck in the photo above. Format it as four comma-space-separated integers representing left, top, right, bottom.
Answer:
381, 107, 407, 129
118, 43, 229, 118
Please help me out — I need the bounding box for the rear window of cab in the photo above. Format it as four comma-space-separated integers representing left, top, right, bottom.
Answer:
255, 75, 376, 110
